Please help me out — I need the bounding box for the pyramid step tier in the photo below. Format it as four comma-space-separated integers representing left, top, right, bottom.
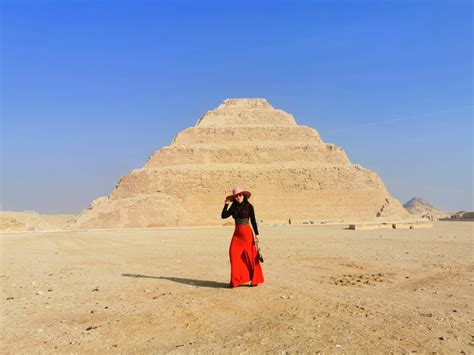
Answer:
145, 142, 349, 167
195, 98, 298, 127
111, 163, 384, 200
196, 109, 297, 127
172, 126, 321, 145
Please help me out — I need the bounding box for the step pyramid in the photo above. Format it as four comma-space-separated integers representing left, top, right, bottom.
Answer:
72, 98, 409, 228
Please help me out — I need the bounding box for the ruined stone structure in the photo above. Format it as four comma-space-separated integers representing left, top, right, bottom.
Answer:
71, 98, 410, 229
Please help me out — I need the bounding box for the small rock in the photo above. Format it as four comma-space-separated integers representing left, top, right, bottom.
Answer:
335, 344, 342, 348
85, 326, 98, 331
6, 296, 14, 300
92, 288, 99, 292
438, 336, 444, 341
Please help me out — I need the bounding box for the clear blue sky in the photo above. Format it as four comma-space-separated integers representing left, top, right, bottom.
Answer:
2, 0, 472, 214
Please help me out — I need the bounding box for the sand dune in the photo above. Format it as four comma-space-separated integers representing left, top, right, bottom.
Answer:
1, 221, 472, 353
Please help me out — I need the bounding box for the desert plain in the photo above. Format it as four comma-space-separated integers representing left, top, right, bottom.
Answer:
1, 220, 472, 353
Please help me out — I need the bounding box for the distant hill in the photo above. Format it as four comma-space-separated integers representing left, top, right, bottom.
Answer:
403, 197, 451, 220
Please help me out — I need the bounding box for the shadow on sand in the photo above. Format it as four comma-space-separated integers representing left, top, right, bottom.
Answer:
121, 273, 230, 289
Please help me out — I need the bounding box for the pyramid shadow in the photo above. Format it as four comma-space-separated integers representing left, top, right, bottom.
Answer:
121, 273, 230, 289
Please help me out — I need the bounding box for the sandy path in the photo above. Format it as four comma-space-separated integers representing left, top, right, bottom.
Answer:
1, 222, 473, 353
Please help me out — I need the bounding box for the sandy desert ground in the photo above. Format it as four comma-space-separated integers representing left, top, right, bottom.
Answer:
1, 221, 473, 353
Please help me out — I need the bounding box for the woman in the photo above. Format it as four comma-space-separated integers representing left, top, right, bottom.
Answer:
221, 187, 264, 288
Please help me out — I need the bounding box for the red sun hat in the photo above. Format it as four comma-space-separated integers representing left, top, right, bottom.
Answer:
226, 187, 251, 201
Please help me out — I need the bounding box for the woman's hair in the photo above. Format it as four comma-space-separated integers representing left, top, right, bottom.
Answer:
232, 194, 250, 219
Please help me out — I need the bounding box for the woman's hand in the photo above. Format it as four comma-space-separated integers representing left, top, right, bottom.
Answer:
225, 198, 232, 205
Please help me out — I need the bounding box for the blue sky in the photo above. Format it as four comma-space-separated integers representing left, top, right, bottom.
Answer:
1, 0, 472, 214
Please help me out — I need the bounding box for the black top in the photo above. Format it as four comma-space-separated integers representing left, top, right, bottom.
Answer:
221, 202, 259, 235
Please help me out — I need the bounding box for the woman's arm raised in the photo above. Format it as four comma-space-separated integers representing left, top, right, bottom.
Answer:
221, 201, 233, 219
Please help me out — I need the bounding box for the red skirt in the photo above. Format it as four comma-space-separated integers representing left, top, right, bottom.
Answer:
229, 224, 264, 287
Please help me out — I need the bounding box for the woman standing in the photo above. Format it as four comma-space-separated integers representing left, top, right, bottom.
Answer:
221, 187, 264, 288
